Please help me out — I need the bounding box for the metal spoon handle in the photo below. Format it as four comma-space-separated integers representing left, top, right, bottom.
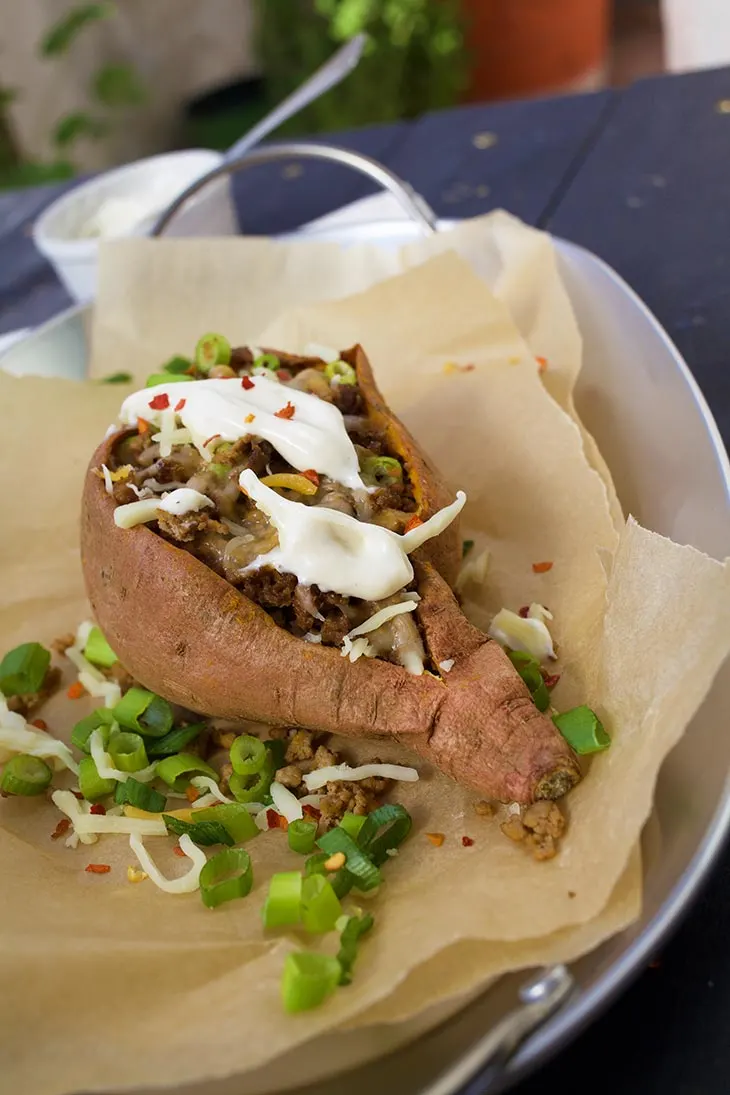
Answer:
224, 33, 366, 163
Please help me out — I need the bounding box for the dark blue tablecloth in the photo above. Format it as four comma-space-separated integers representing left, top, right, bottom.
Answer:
2, 66, 730, 1095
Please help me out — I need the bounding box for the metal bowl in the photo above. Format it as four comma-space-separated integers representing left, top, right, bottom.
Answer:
3, 144, 729, 1095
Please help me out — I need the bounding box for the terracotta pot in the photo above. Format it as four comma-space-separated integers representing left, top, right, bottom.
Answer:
461, 0, 610, 102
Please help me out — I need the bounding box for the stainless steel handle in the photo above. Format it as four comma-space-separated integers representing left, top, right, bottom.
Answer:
150, 142, 439, 237
422, 965, 574, 1095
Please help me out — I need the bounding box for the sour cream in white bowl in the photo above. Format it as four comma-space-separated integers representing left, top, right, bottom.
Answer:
32, 148, 237, 304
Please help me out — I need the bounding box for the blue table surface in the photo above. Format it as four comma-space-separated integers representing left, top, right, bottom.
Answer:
2, 66, 730, 1095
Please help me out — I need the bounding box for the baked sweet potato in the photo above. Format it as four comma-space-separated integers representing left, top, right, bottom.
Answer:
81, 345, 580, 804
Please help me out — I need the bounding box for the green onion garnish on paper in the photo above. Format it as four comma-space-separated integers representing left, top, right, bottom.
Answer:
0, 754, 52, 796
281, 952, 340, 1014
0, 642, 50, 697
553, 705, 610, 755
200, 847, 253, 909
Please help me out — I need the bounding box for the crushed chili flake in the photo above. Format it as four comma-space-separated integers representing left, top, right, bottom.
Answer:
542, 671, 561, 690
275, 401, 296, 421
31, 718, 48, 731
244, 412, 256, 424
302, 803, 321, 819
137, 417, 151, 434
301, 469, 320, 487
518, 605, 530, 618
89, 803, 106, 816
51, 818, 71, 840
536, 356, 549, 372
203, 433, 221, 449
266, 808, 279, 829
404, 514, 424, 534
72, 790, 84, 800
174, 398, 186, 412
173, 843, 186, 857
277, 369, 292, 383
425, 832, 445, 847
148, 392, 170, 411
241, 376, 255, 390
532, 561, 553, 574
66, 681, 85, 700
185, 785, 201, 804
85, 863, 111, 875
461, 835, 475, 847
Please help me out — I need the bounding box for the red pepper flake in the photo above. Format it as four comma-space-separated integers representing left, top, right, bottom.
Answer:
278, 815, 289, 832
426, 832, 445, 847
532, 561, 553, 574
274, 401, 296, 420
203, 433, 221, 449
174, 398, 186, 412
185, 785, 201, 804
302, 803, 321, 820
72, 790, 84, 800
266, 808, 279, 829
85, 863, 111, 875
301, 469, 319, 487
536, 356, 548, 372
244, 413, 256, 424
173, 843, 186, 858
148, 392, 170, 411
31, 718, 48, 731
241, 376, 255, 390
518, 605, 530, 618
89, 803, 106, 815
66, 681, 85, 700
404, 514, 424, 534
541, 671, 561, 690
277, 369, 292, 383
461, 835, 475, 847
137, 417, 151, 434
51, 818, 71, 840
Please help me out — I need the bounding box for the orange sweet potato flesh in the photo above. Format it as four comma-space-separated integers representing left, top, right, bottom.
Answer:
81, 346, 580, 804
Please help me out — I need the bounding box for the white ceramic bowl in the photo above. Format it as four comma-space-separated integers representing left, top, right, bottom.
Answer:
32, 149, 237, 304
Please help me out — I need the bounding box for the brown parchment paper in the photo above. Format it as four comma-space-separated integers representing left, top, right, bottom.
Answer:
0, 237, 729, 1095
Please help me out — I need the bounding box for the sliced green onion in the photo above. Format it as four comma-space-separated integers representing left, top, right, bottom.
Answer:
145, 722, 205, 757
462, 539, 475, 557
200, 847, 253, 909
145, 373, 189, 388
78, 755, 116, 801
357, 803, 412, 867
281, 952, 341, 1014
324, 359, 356, 385
553, 705, 610, 755
155, 752, 218, 792
98, 371, 132, 385
71, 709, 115, 754
113, 688, 173, 738
304, 851, 330, 878
360, 454, 403, 485
82, 626, 118, 668
301, 874, 342, 934
261, 871, 302, 929
336, 913, 374, 985
288, 818, 318, 855
209, 462, 229, 479
193, 803, 259, 844
508, 651, 550, 712
228, 760, 274, 803
163, 355, 193, 375
195, 332, 231, 373
252, 352, 280, 371
162, 814, 233, 847
0, 642, 50, 697
1, 754, 52, 796
264, 738, 286, 770
316, 828, 381, 892
230, 734, 267, 776
108, 731, 148, 773
114, 777, 166, 812
339, 812, 366, 841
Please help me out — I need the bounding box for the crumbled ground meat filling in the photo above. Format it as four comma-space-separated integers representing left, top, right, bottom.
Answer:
500, 801, 566, 861
7, 666, 61, 718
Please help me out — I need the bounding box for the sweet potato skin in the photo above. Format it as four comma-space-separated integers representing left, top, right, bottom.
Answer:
81, 347, 580, 804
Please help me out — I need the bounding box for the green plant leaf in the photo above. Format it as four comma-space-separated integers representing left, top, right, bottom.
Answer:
53, 112, 108, 149
0, 87, 18, 108
0, 160, 75, 191
40, 3, 114, 56
92, 64, 146, 107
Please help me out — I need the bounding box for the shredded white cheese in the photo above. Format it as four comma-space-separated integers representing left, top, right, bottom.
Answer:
66, 621, 121, 708
100, 464, 114, 495
455, 547, 490, 593
270, 780, 304, 823
439, 658, 455, 673
341, 635, 376, 662
488, 608, 556, 662
303, 632, 322, 644
51, 791, 98, 845
89, 728, 157, 783
190, 775, 232, 804
130, 833, 207, 894
303, 762, 420, 793
346, 601, 418, 640
0, 695, 78, 773
527, 603, 553, 624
